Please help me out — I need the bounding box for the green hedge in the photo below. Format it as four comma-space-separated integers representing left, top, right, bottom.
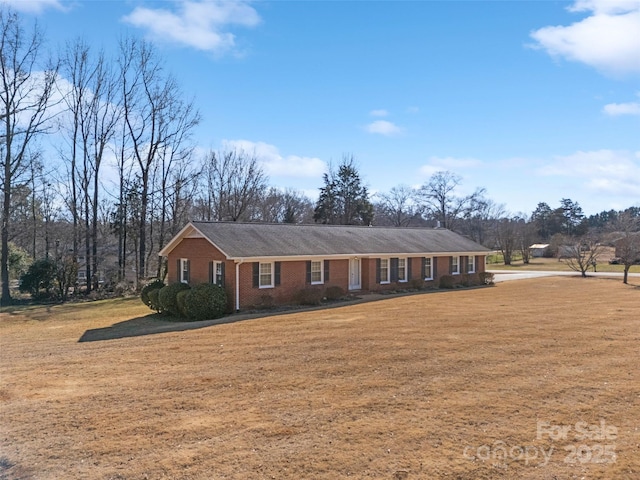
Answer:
158, 282, 191, 316
141, 279, 165, 308
183, 283, 227, 321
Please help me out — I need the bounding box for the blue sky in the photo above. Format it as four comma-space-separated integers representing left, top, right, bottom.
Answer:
5, 0, 640, 216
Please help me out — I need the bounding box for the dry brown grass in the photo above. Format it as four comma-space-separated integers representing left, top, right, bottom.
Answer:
1, 277, 639, 480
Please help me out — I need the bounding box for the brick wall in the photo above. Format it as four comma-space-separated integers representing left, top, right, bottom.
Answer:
167, 239, 486, 311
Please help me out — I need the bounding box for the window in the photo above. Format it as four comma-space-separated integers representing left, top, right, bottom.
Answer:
467, 255, 475, 274
211, 261, 224, 286
379, 258, 390, 284
451, 256, 460, 275
180, 258, 190, 283
424, 257, 433, 280
310, 260, 323, 284
259, 262, 273, 288
397, 258, 408, 282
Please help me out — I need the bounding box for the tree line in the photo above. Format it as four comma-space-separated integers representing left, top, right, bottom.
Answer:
2, 8, 639, 304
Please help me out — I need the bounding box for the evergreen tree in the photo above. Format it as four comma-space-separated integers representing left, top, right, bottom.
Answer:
313, 155, 374, 225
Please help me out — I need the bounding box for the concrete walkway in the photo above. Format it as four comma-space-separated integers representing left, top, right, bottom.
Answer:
487, 269, 640, 283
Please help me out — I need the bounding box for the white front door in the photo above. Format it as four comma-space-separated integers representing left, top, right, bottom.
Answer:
349, 258, 361, 290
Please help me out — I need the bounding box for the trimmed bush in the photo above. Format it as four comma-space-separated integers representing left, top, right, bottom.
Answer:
439, 275, 455, 289
479, 272, 495, 285
176, 289, 190, 318
408, 278, 425, 290
324, 285, 345, 301
183, 283, 227, 321
148, 288, 162, 313
295, 287, 323, 306
141, 278, 165, 308
158, 282, 191, 316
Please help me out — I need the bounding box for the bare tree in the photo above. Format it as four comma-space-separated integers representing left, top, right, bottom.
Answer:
495, 216, 518, 265
418, 170, 485, 231
374, 184, 421, 227
611, 212, 640, 284
516, 215, 535, 265
200, 149, 268, 222
561, 235, 603, 278
1, 8, 58, 304
119, 36, 199, 283
59, 39, 120, 291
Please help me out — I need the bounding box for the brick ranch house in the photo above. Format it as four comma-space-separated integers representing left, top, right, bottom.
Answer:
159, 221, 491, 312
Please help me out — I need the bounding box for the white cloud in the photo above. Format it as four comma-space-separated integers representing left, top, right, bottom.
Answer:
530, 0, 640, 76
419, 156, 483, 177
365, 120, 402, 136
538, 149, 640, 196
1, 0, 65, 13
222, 139, 327, 178
122, 0, 260, 54
370, 109, 388, 117
603, 101, 640, 116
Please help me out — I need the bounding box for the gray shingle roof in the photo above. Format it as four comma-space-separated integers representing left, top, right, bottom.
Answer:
190, 222, 490, 259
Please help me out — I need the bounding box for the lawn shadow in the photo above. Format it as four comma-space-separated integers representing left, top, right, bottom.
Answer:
78, 287, 490, 343
78, 313, 242, 342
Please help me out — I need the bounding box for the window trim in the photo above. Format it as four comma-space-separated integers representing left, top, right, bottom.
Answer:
259, 262, 274, 289
397, 257, 408, 283
310, 260, 324, 285
212, 260, 224, 286
180, 258, 189, 283
451, 255, 460, 275
379, 258, 391, 284
424, 256, 433, 280
467, 255, 476, 274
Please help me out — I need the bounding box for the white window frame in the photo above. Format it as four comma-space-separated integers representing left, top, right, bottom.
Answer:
397, 258, 408, 282
451, 256, 460, 275
467, 255, 476, 274
424, 257, 433, 280
180, 258, 189, 283
259, 262, 274, 289
212, 260, 224, 286
310, 260, 324, 285
379, 258, 391, 284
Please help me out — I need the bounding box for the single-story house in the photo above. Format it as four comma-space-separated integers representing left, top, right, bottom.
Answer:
159, 222, 491, 311
529, 243, 550, 258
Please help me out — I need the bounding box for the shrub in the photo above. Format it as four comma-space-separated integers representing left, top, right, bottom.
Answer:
176, 289, 190, 317
141, 278, 165, 308
439, 275, 455, 289
254, 294, 275, 310
295, 287, 323, 306
19, 258, 57, 300
183, 283, 227, 321
408, 278, 425, 290
148, 288, 162, 313
479, 272, 495, 285
324, 285, 345, 301
158, 282, 191, 316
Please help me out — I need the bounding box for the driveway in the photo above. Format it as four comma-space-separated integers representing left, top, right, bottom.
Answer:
487, 269, 640, 283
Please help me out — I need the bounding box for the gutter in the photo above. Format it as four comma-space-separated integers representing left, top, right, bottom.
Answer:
234, 259, 244, 312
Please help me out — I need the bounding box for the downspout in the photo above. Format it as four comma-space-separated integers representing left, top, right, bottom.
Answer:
235, 259, 244, 312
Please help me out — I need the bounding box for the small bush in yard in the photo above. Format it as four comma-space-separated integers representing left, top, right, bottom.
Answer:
183, 283, 227, 321
439, 275, 455, 289
479, 272, 495, 285
324, 285, 345, 301
148, 288, 162, 313
141, 279, 165, 308
295, 287, 323, 306
158, 282, 191, 317
408, 278, 425, 290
